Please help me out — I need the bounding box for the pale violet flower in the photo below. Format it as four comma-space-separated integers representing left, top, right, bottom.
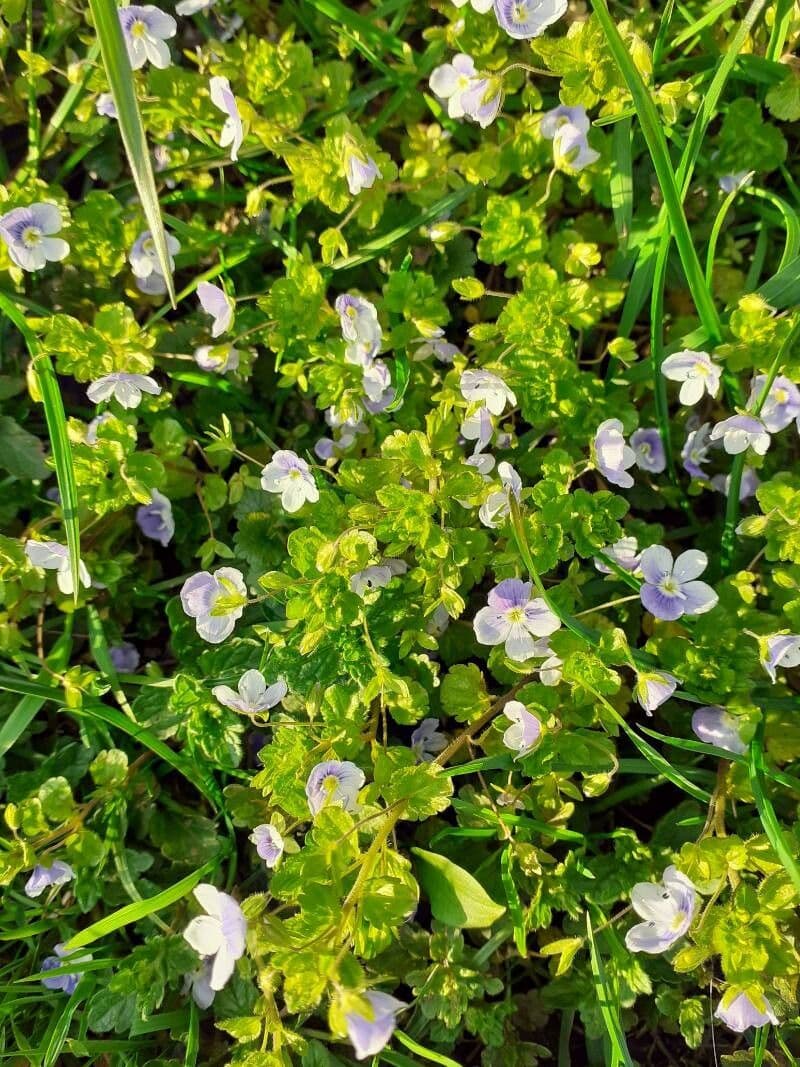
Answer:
176, 0, 217, 14
630, 428, 666, 473
594, 536, 641, 575
552, 122, 599, 172
461, 406, 494, 453
534, 639, 562, 686
109, 643, 140, 673
625, 866, 696, 954
639, 546, 717, 621
759, 633, 800, 684
119, 5, 176, 70
182, 883, 246, 992
715, 991, 778, 1032
661, 350, 721, 406
344, 146, 382, 196
350, 559, 407, 598
260, 450, 319, 513
473, 578, 561, 661
137, 270, 169, 296
336, 293, 382, 365
209, 76, 243, 161
0, 203, 69, 272
711, 467, 759, 501
180, 567, 247, 644
96, 93, 117, 119
249, 824, 284, 868
306, 760, 366, 816
718, 171, 752, 194
86, 411, 113, 445
691, 706, 747, 755
194, 343, 240, 374
460, 368, 516, 416
345, 990, 406, 1061
25, 860, 74, 899
136, 488, 174, 546
493, 0, 567, 39
709, 414, 770, 456
466, 452, 496, 477
749, 373, 800, 433
362, 360, 393, 407
129, 230, 180, 284
24, 541, 91, 596
429, 54, 479, 120
593, 419, 636, 489
452, 0, 494, 11
633, 670, 678, 714
41, 943, 93, 995
87, 372, 161, 410
502, 701, 542, 759
198, 281, 235, 337
681, 421, 712, 479
411, 718, 448, 761
185, 959, 216, 1009
212, 669, 287, 715
479, 461, 522, 528
411, 331, 460, 363
540, 105, 590, 139
460, 74, 503, 128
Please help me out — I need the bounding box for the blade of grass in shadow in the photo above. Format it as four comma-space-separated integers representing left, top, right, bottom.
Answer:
0, 292, 81, 604
585, 913, 634, 1067
0, 619, 72, 757
87, 0, 176, 305
749, 721, 800, 896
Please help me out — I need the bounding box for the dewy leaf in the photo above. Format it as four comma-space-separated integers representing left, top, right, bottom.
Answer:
411, 848, 505, 929
87, 0, 176, 305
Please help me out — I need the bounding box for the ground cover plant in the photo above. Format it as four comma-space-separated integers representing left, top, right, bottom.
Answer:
2, 0, 800, 1063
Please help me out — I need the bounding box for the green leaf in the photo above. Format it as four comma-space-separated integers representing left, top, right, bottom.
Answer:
0, 415, 49, 479
87, 0, 176, 304
411, 847, 506, 929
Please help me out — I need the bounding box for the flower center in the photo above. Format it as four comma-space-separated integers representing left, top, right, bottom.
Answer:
142, 238, 155, 255
506, 607, 525, 623
22, 226, 42, 248
512, 2, 527, 21
130, 19, 147, 38
659, 577, 684, 599
774, 388, 788, 404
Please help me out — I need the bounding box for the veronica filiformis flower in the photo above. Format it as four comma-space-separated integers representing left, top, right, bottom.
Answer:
638, 546, 717, 621
119, 5, 176, 69
625, 866, 696, 954
473, 579, 561, 661
209, 76, 243, 161
212, 669, 287, 715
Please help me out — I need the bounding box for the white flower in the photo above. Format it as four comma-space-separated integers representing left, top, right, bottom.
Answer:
473, 579, 561, 661
493, 0, 567, 39
119, 5, 176, 70
305, 760, 366, 816
661, 349, 721, 406
176, 0, 216, 14
194, 344, 240, 373
501, 701, 542, 759
260, 450, 319, 513
182, 883, 246, 992
198, 281, 235, 337
759, 633, 800, 684
249, 823, 285, 868
715, 991, 778, 1032
129, 230, 180, 283
0, 203, 69, 272
212, 669, 287, 715
86, 373, 161, 410
540, 105, 590, 140
350, 559, 407, 598
430, 54, 479, 120
180, 567, 247, 644
209, 76, 243, 161
709, 414, 771, 456
452, 0, 494, 11
479, 461, 521, 528
460, 368, 516, 416
633, 670, 677, 714
25, 541, 91, 596
343, 147, 382, 195
593, 419, 636, 489
552, 123, 599, 172
625, 866, 696, 954
345, 990, 406, 1060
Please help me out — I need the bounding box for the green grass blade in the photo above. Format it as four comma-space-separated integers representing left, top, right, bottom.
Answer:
87, 0, 176, 305
609, 117, 633, 252
0, 620, 72, 757
766, 0, 793, 61
394, 1031, 461, 1067
63, 853, 226, 951
0, 292, 81, 603
749, 722, 800, 897
591, 0, 721, 344
0, 673, 222, 810
500, 845, 527, 956
585, 913, 634, 1067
